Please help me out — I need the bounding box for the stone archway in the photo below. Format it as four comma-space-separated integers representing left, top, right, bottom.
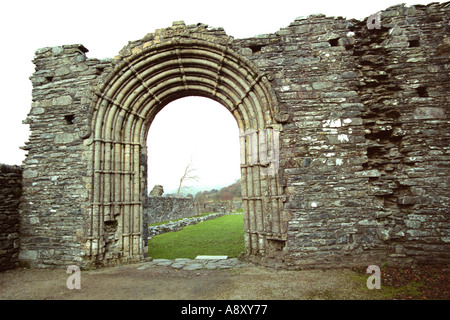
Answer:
17, 5, 450, 271
86, 31, 288, 265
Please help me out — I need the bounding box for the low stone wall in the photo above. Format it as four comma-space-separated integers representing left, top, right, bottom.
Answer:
197, 201, 242, 214
148, 212, 225, 237
145, 196, 197, 225
0, 164, 22, 271
145, 197, 242, 226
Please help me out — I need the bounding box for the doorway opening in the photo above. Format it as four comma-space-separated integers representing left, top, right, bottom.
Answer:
145, 96, 244, 259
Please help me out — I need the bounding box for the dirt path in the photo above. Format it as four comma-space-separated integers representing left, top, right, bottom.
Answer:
0, 262, 378, 300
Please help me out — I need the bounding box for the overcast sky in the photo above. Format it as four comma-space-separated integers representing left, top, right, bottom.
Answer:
0, 0, 439, 193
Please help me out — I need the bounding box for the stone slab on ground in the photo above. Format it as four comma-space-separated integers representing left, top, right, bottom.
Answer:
195, 255, 228, 260
139, 258, 249, 271
183, 263, 204, 271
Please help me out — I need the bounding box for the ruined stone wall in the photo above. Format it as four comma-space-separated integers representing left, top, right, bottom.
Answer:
20, 45, 113, 267
197, 201, 242, 214
0, 164, 22, 271
349, 4, 449, 266
146, 197, 197, 225
145, 197, 240, 226
234, 11, 370, 267
234, 2, 449, 267
148, 212, 225, 236
20, 1, 449, 269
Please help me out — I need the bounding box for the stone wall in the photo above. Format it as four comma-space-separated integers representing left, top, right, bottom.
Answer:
20, 1, 449, 269
146, 197, 197, 225
148, 212, 225, 236
20, 45, 112, 267
232, 2, 449, 267
0, 164, 22, 271
197, 201, 242, 214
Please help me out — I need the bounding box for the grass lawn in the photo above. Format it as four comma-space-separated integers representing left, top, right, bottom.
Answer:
148, 214, 245, 259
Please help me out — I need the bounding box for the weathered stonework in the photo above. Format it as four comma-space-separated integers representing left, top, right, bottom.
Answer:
146, 196, 196, 225
148, 212, 225, 237
0, 164, 22, 271
198, 201, 242, 214
149, 185, 164, 197
17, 2, 449, 269
145, 197, 240, 225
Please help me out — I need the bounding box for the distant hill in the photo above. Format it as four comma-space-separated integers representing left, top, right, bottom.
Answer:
161, 179, 242, 200
194, 179, 241, 203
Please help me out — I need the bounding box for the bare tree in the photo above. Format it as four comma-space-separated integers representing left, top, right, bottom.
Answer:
177, 158, 199, 196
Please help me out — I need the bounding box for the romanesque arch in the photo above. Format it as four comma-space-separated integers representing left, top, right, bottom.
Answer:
16, 4, 450, 271
86, 34, 287, 265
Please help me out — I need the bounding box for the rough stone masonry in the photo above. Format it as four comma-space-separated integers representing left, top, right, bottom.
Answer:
13, 2, 449, 269
0, 165, 22, 271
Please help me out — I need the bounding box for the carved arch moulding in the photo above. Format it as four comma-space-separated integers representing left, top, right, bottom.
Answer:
82, 24, 289, 266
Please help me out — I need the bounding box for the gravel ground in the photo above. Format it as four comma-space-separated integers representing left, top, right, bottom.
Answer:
0, 262, 379, 300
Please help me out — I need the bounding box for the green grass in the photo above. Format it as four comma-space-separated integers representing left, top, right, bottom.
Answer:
148, 214, 245, 259
346, 267, 425, 300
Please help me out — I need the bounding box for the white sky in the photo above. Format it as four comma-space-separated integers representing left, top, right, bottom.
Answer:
0, 0, 439, 192
147, 97, 241, 193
